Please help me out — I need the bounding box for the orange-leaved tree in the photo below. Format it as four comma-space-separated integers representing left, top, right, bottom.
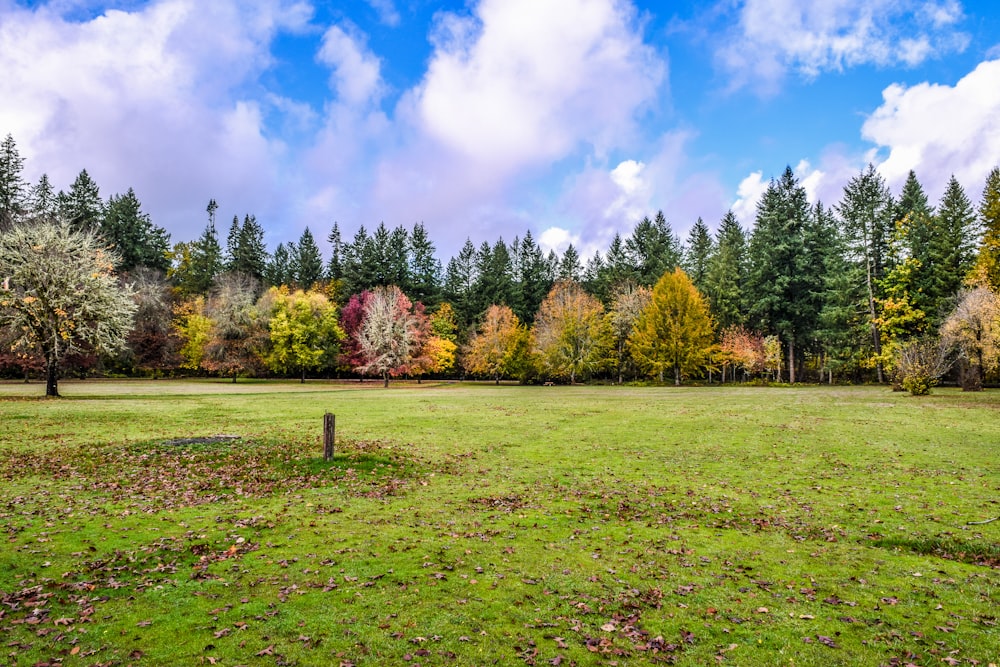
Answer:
463, 304, 528, 384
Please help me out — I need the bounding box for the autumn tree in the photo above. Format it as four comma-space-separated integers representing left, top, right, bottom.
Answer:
262, 287, 344, 382
717, 325, 765, 383
630, 268, 714, 385
0, 219, 137, 396
125, 268, 178, 375
202, 273, 266, 381
532, 281, 609, 383
940, 286, 1000, 391
463, 304, 529, 384
605, 282, 651, 384
173, 296, 212, 371
354, 285, 427, 387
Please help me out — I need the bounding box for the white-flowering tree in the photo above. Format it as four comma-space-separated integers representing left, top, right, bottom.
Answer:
0, 219, 137, 396
355, 285, 427, 387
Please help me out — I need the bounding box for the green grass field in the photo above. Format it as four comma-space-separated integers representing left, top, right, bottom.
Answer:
1, 380, 998, 666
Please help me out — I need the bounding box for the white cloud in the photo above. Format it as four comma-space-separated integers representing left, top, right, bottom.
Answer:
731, 171, 767, 224
0, 0, 312, 243
863, 58, 1000, 198
538, 226, 581, 255
317, 23, 384, 106
365, 0, 400, 27
718, 0, 970, 93
408, 0, 664, 174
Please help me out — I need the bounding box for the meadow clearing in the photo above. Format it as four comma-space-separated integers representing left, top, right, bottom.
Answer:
0, 380, 997, 666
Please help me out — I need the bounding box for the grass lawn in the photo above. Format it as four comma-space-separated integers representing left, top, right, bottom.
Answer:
1, 379, 998, 666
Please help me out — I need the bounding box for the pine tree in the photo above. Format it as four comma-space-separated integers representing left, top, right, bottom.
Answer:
923, 176, 977, 325
558, 244, 582, 282
294, 227, 324, 288
515, 231, 552, 324
836, 164, 894, 381
101, 188, 170, 273
704, 211, 747, 331
0, 134, 27, 229
745, 167, 815, 383
231, 214, 268, 282
409, 222, 441, 307
387, 225, 411, 291
183, 203, 223, 295
443, 238, 478, 330
972, 167, 1000, 290
627, 211, 681, 286
682, 217, 714, 294
29, 174, 58, 219
59, 169, 103, 231
265, 243, 292, 287
327, 222, 343, 282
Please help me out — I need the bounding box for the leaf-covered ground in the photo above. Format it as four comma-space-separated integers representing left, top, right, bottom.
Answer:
0, 380, 998, 666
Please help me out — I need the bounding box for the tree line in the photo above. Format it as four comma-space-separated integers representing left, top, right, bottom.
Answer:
1, 132, 998, 393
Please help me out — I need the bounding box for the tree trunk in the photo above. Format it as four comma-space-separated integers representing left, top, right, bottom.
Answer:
787, 338, 796, 384
673, 364, 681, 386
45, 355, 59, 397
383, 372, 389, 388
232, 373, 237, 383
301, 368, 306, 384
865, 255, 884, 383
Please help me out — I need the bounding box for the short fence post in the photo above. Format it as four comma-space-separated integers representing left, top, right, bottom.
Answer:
323, 413, 335, 461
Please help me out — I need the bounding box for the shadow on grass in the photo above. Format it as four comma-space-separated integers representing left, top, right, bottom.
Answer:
871, 535, 1000, 568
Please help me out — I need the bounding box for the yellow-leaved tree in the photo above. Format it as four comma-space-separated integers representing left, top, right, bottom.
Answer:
532, 281, 610, 383
630, 268, 714, 385
463, 304, 528, 384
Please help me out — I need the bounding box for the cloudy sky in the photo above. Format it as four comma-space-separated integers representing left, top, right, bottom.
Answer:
2, 0, 999, 259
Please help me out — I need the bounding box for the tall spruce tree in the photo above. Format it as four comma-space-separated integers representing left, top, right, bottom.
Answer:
746, 167, 815, 383
682, 217, 714, 294
514, 231, 551, 324
327, 222, 343, 283
29, 174, 58, 220
704, 211, 747, 331
627, 211, 681, 286
0, 134, 27, 229
836, 164, 894, 381
293, 227, 324, 288
59, 169, 103, 231
924, 176, 977, 324
101, 188, 170, 273
443, 238, 478, 330
558, 244, 582, 282
183, 201, 223, 294
230, 214, 267, 282
409, 222, 441, 307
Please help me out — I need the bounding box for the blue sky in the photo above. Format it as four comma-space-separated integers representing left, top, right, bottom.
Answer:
2, 0, 999, 259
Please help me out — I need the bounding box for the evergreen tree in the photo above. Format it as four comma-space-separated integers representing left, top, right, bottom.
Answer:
29, 174, 58, 220
972, 167, 1000, 290
514, 230, 551, 324
812, 201, 861, 380
101, 188, 170, 273
225, 215, 241, 269
387, 224, 411, 290
894, 171, 936, 319
682, 217, 714, 293
925, 175, 977, 324
836, 164, 894, 381
600, 232, 636, 294
704, 211, 747, 331
558, 244, 582, 282
409, 222, 441, 307
327, 222, 343, 282
0, 134, 27, 229
745, 167, 815, 383
231, 214, 267, 282
293, 227, 324, 288
58, 169, 103, 231
443, 238, 478, 330
627, 211, 681, 286
265, 242, 292, 287
582, 251, 606, 301
342, 225, 376, 296
472, 239, 516, 317
184, 202, 223, 295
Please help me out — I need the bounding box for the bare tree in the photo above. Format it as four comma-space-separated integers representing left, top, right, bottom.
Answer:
0, 218, 136, 396
894, 337, 952, 396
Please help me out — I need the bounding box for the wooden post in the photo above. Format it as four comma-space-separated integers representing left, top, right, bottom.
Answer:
323, 413, 335, 461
